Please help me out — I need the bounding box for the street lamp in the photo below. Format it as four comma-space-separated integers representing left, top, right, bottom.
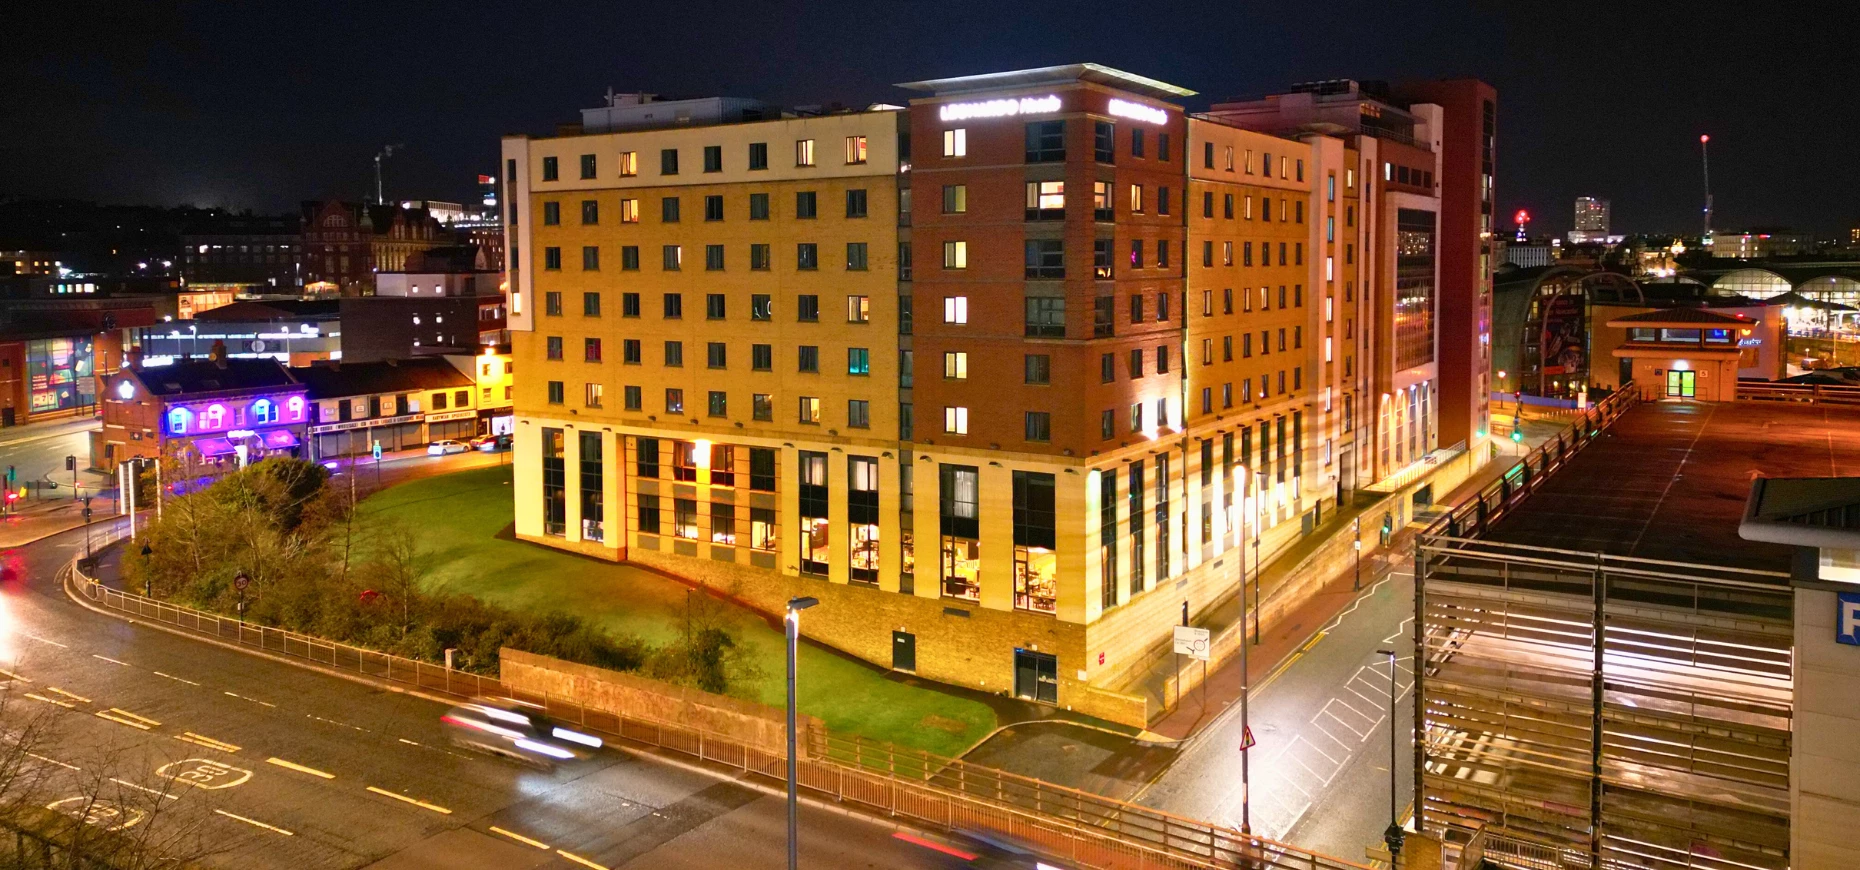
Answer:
1376, 648, 1404, 858
140, 543, 153, 597
784, 595, 819, 870
1353, 517, 1363, 591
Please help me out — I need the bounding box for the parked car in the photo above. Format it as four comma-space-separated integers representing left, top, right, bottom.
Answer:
441, 697, 602, 769
426, 440, 469, 456
470, 434, 512, 452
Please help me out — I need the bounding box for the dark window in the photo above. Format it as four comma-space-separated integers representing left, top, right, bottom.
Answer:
579, 154, 597, 179
1025, 354, 1050, 385
749, 193, 769, 220
704, 195, 724, 221
1093, 295, 1114, 338
542, 428, 566, 535
748, 142, 768, 170
845, 189, 868, 218
1024, 412, 1050, 442
546, 380, 564, 404
797, 244, 818, 270
1093, 122, 1114, 163
660, 148, 679, 175
750, 244, 771, 270
1130, 128, 1145, 158
661, 197, 680, 223
702, 145, 722, 173
752, 294, 772, 320
541, 156, 558, 181
663, 293, 683, 319
1026, 120, 1066, 162
582, 246, 600, 271
706, 293, 725, 319
795, 191, 817, 219
623, 292, 641, 317
581, 199, 599, 224
582, 292, 601, 316
621, 246, 639, 270
542, 201, 560, 225
797, 295, 819, 322
1024, 239, 1065, 279
1024, 297, 1065, 338
545, 291, 562, 315
707, 342, 727, 368
543, 247, 561, 270
705, 245, 724, 271
751, 343, 773, 370
797, 345, 819, 372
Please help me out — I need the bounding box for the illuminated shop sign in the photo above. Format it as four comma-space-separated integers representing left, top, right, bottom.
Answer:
939, 95, 1061, 122
1107, 98, 1168, 125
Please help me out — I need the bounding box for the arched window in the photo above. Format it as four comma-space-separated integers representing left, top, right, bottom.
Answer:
200, 404, 226, 430
251, 399, 275, 424
285, 396, 305, 422
166, 407, 192, 435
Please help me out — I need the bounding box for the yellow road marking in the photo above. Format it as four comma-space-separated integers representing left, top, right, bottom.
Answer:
24, 692, 76, 709
365, 786, 452, 815
556, 849, 610, 870
47, 687, 92, 704
222, 691, 276, 708
489, 826, 549, 849
0, 668, 30, 682
153, 671, 201, 686
1302, 631, 1328, 652
214, 809, 294, 836
176, 732, 241, 753
265, 758, 334, 779
110, 777, 179, 801
95, 708, 159, 730
91, 654, 130, 667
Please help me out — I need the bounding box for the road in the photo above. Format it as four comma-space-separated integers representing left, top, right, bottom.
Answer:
1133, 557, 1414, 863
0, 524, 975, 869
0, 418, 112, 502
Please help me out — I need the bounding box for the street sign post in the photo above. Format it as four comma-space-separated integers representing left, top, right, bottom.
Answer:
1172, 625, 1210, 661
1240, 724, 1255, 751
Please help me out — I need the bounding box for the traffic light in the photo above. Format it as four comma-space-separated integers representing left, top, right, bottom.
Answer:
5, 465, 13, 483
65, 456, 76, 472
1510, 428, 1524, 444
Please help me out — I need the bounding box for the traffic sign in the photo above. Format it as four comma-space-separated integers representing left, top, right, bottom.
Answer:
1240, 725, 1256, 751
233, 573, 250, 592
1172, 625, 1210, 662
372, 441, 383, 460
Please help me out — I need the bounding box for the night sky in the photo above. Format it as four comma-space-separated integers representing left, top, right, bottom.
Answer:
6, 1, 1855, 235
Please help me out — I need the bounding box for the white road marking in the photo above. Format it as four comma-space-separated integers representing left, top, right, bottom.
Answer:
91, 654, 130, 667
153, 672, 201, 686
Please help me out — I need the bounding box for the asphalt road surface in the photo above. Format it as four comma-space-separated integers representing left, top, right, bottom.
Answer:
1135, 555, 1415, 864
0, 524, 976, 870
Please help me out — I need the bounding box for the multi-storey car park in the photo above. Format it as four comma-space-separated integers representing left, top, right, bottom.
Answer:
500, 65, 1495, 727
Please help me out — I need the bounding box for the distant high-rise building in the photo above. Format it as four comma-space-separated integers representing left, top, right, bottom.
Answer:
1568, 196, 1610, 243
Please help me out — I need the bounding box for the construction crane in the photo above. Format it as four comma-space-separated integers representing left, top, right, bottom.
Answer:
374, 144, 405, 205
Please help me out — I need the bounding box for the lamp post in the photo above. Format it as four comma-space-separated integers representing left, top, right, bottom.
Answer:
1251, 471, 1264, 645
1377, 648, 1404, 858
784, 595, 819, 870
140, 543, 152, 597
1353, 516, 1363, 591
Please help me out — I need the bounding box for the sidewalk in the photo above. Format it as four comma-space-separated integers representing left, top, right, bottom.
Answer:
0, 415, 100, 450
0, 487, 121, 549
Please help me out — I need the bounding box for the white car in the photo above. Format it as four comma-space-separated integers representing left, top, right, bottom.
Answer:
426, 440, 469, 456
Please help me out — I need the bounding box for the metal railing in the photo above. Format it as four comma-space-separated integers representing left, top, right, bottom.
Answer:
1736, 380, 1860, 405
1425, 386, 1639, 540
70, 552, 1372, 870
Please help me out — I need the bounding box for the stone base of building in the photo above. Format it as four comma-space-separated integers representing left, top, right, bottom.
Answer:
517, 531, 626, 562
623, 547, 1146, 729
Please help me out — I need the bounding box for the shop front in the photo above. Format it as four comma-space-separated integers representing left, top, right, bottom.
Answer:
424, 408, 478, 442
309, 413, 423, 460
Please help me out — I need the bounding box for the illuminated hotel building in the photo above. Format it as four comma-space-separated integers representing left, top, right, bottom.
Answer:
502, 66, 1493, 723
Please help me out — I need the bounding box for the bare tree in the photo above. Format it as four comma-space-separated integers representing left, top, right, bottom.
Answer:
365, 517, 426, 639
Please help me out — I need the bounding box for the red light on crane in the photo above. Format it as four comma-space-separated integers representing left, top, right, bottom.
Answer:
1514, 209, 1530, 224
1700, 134, 1710, 144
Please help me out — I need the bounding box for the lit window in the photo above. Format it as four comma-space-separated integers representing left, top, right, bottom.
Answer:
798, 396, 821, 423
944, 406, 969, 435
1129, 184, 1144, 213
943, 128, 966, 157
944, 351, 968, 379
200, 404, 225, 430
844, 135, 867, 164
617, 151, 637, 177
620, 199, 639, 223
250, 399, 276, 424
942, 240, 967, 270
943, 296, 968, 324
846, 295, 869, 323
795, 139, 815, 167
166, 407, 192, 435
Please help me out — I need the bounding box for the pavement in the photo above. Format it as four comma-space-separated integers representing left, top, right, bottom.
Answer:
1, 523, 987, 870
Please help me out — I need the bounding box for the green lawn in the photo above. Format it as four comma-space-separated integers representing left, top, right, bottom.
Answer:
357, 465, 998, 756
